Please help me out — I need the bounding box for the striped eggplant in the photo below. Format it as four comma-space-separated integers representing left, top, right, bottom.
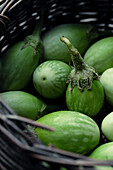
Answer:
35, 111, 100, 155
33, 60, 71, 99
60, 36, 104, 117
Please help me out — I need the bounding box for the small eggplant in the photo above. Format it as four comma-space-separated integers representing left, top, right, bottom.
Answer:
60, 36, 104, 117
0, 25, 44, 92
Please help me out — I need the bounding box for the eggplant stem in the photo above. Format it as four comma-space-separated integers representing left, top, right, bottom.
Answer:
60, 36, 86, 71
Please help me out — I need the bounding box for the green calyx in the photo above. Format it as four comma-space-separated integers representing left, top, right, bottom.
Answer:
20, 19, 44, 57
20, 7, 45, 57
21, 34, 42, 57
60, 36, 99, 91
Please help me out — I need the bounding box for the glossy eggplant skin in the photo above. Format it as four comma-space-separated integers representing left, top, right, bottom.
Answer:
0, 35, 44, 92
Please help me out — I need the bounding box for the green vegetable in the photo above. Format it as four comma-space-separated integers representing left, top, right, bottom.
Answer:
84, 37, 113, 74
101, 112, 113, 141
42, 24, 99, 63
1, 91, 46, 119
60, 36, 104, 117
95, 166, 113, 170
35, 111, 100, 155
89, 142, 113, 160
0, 25, 44, 92
100, 68, 113, 106
33, 60, 71, 99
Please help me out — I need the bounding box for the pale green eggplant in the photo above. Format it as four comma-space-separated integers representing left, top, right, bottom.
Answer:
84, 37, 113, 74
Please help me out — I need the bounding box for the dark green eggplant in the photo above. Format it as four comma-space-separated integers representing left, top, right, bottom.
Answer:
60, 36, 104, 117
0, 25, 44, 92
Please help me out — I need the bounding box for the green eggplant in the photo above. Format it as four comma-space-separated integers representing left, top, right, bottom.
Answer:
42, 24, 99, 63
89, 142, 113, 160
60, 36, 104, 117
84, 37, 113, 74
0, 90, 65, 119
0, 25, 44, 92
100, 68, 113, 106
101, 112, 113, 141
1, 91, 46, 120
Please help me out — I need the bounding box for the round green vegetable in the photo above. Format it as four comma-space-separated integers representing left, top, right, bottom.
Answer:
84, 37, 113, 74
33, 60, 71, 99
100, 68, 113, 106
101, 112, 113, 141
42, 24, 99, 63
89, 142, 113, 160
1, 91, 46, 119
60, 36, 104, 117
35, 111, 100, 155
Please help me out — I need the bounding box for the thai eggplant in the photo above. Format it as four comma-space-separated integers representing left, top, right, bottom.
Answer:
100, 68, 113, 106
84, 37, 113, 74
1, 90, 65, 119
60, 36, 104, 117
0, 25, 44, 92
1, 91, 46, 120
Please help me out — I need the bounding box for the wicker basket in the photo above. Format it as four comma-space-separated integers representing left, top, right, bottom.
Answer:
0, 0, 113, 170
